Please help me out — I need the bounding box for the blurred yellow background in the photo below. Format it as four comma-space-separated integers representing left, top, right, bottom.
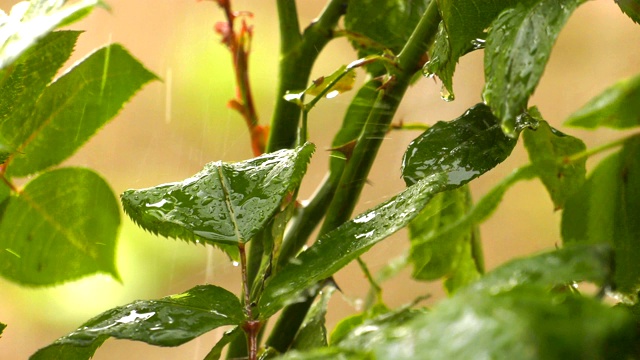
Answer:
0, 1, 639, 359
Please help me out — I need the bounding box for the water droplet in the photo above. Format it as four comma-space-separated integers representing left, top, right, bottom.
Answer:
232, 261, 239, 267
471, 38, 486, 50
326, 90, 340, 99
440, 85, 455, 102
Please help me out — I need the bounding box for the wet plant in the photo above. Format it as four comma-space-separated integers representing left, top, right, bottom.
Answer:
2, 0, 640, 359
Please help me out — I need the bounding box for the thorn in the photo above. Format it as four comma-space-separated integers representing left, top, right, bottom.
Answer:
327, 139, 357, 161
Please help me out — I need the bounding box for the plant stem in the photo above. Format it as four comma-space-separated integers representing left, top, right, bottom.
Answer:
565, 132, 640, 163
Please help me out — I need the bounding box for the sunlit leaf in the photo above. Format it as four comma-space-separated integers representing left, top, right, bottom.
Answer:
4, 44, 157, 177
305, 65, 356, 98
483, 0, 585, 136
615, 0, 640, 24
0, 0, 105, 69
122, 144, 314, 250
565, 73, 640, 129
0, 168, 120, 285
291, 286, 336, 350
523, 118, 586, 210
31, 285, 244, 359
562, 137, 640, 296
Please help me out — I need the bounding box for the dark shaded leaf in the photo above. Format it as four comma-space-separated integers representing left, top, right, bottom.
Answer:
5, 44, 158, 177
203, 327, 242, 360
0, 168, 120, 285
0, 322, 5, 336
562, 137, 640, 296
483, 0, 585, 136
122, 144, 314, 250
565, 73, 640, 129
523, 118, 586, 210
31, 285, 244, 360
615, 0, 640, 24
0, 0, 104, 69
291, 286, 336, 350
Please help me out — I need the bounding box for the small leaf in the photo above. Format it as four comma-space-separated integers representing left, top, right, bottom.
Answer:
0, 0, 104, 69
5, 44, 158, 177
31, 285, 244, 360
0, 168, 120, 285
615, 0, 640, 24
292, 285, 336, 350
203, 327, 242, 360
0, 322, 5, 337
565, 73, 640, 129
523, 118, 586, 210
330, 303, 390, 346
482, 0, 585, 136
562, 138, 640, 296
122, 144, 314, 250
344, 0, 428, 75
306, 65, 356, 98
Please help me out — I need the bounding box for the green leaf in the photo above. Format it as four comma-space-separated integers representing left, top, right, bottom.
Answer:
523, 118, 586, 210
329, 303, 390, 346
482, 0, 585, 136
0, 31, 80, 130
5, 44, 158, 177
291, 286, 336, 350
402, 103, 518, 186
426, 0, 520, 97
0, 321, 5, 336
562, 138, 640, 296
122, 144, 314, 249
31, 285, 244, 360
615, 0, 640, 24
274, 347, 368, 360
0, 167, 120, 286
0, 0, 104, 69
203, 327, 242, 360
260, 106, 516, 317
344, 0, 428, 75
565, 73, 640, 129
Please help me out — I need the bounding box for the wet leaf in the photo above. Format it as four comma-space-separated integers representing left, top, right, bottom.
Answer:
344, 0, 428, 75
0, 168, 120, 286
260, 106, 516, 317
291, 286, 336, 350
5, 44, 158, 177
0, 0, 105, 69
565, 73, 640, 129
483, 0, 585, 136
122, 144, 314, 250
31, 285, 244, 359
402, 103, 518, 186
562, 138, 640, 296
615, 0, 640, 24
523, 118, 586, 210
203, 327, 242, 360
305, 65, 356, 98
329, 303, 390, 346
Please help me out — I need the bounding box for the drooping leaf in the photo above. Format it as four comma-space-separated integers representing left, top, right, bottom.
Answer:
426, 0, 521, 98
344, 0, 428, 75
0, 31, 80, 128
203, 327, 243, 360
31, 285, 244, 360
565, 73, 640, 129
615, 0, 640, 24
291, 285, 336, 350
562, 137, 640, 296
259, 105, 517, 317
4, 44, 157, 177
402, 103, 519, 186
0, 167, 120, 286
122, 144, 314, 250
523, 118, 586, 210
0, 0, 105, 69
482, 0, 585, 136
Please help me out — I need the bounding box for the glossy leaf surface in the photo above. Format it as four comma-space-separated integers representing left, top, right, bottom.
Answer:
0, 168, 120, 285
523, 119, 586, 210
565, 73, 640, 129
562, 138, 640, 295
260, 105, 517, 317
483, 0, 584, 136
615, 0, 640, 24
0, 0, 103, 69
122, 144, 314, 248
291, 286, 335, 350
5, 44, 157, 177
32, 285, 244, 359
402, 103, 518, 186
344, 0, 428, 75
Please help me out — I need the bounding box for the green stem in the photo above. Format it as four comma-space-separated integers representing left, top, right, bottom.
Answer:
277, 0, 302, 51
566, 132, 640, 163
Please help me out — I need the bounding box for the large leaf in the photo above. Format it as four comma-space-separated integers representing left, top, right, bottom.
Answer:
4, 44, 157, 177
565, 73, 640, 129
615, 0, 640, 24
259, 105, 517, 317
0, 167, 120, 285
482, 0, 585, 136
523, 118, 586, 210
562, 138, 640, 296
0, 0, 104, 69
122, 144, 314, 249
344, 0, 428, 75
31, 285, 244, 360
